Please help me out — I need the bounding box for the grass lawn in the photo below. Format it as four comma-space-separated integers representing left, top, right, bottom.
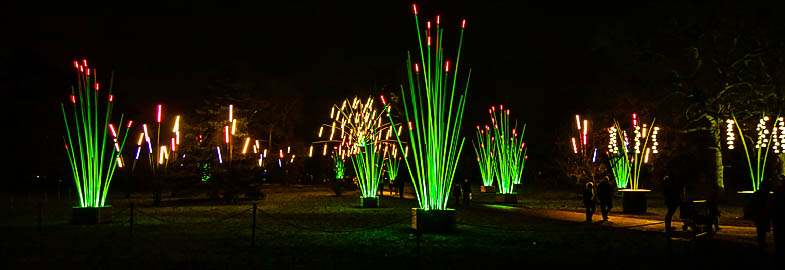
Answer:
0, 184, 778, 268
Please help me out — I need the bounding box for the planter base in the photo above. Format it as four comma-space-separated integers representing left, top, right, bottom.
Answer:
411, 208, 456, 233
72, 206, 113, 224
480, 186, 497, 193
620, 189, 649, 214
495, 193, 518, 204
361, 197, 380, 208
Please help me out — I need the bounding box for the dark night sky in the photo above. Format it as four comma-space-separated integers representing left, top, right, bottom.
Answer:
2, 1, 778, 180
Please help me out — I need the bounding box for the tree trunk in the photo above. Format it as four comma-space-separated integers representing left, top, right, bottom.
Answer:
707, 116, 725, 195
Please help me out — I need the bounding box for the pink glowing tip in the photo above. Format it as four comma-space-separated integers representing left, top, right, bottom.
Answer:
412, 4, 417, 14
380, 95, 387, 105
87, 69, 91, 76
83, 59, 87, 66
79, 66, 83, 73
525, 155, 528, 160
127, 120, 133, 128
633, 113, 637, 119
73, 61, 78, 69
462, 19, 466, 29
485, 125, 489, 130
427, 21, 431, 29
109, 124, 117, 138
415, 63, 420, 72
476, 125, 480, 130
506, 109, 510, 115
427, 36, 431, 46
408, 121, 413, 130
492, 106, 495, 111
436, 15, 440, 25
445, 61, 450, 72
95, 83, 99, 91
108, 94, 113, 102
500, 104, 504, 110
157, 105, 162, 123
70, 95, 76, 104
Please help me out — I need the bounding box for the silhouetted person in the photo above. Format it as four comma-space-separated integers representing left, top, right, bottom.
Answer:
597, 176, 614, 221
663, 174, 682, 237
452, 183, 462, 206
583, 182, 597, 222
751, 178, 773, 249
462, 178, 471, 205
772, 175, 785, 254
708, 192, 721, 231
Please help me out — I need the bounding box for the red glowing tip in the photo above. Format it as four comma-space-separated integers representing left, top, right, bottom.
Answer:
462, 19, 466, 29
380, 95, 387, 105
73, 61, 78, 69
87, 68, 90, 76
427, 21, 431, 29
436, 15, 440, 25
70, 95, 76, 104
476, 125, 480, 130
408, 121, 413, 130
506, 109, 510, 115
157, 104, 162, 123
108, 94, 113, 102
109, 124, 117, 138
79, 66, 83, 72
415, 63, 420, 72
65, 145, 69, 150
500, 104, 504, 110
427, 36, 431, 46
95, 83, 99, 91
82, 59, 87, 66
127, 120, 133, 128
445, 61, 450, 72
412, 4, 417, 14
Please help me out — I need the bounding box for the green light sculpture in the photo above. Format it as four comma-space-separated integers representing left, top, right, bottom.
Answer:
312, 96, 401, 200
61, 60, 130, 208
332, 152, 346, 179
489, 106, 527, 194
472, 125, 496, 187
385, 155, 401, 185
728, 113, 782, 191
390, 5, 470, 211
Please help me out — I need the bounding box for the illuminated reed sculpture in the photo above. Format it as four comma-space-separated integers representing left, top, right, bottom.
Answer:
473, 125, 497, 192
488, 105, 527, 201
728, 113, 782, 192
61, 60, 131, 223
388, 4, 470, 231
311, 95, 401, 207
609, 114, 659, 213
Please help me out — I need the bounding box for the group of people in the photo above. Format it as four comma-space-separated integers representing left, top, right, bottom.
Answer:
583, 176, 614, 222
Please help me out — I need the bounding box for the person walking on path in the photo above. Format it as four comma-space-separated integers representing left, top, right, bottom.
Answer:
583, 181, 597, 222
597, 176, 614, 222
663, 174, 683, 237
751, 178, 773, 249
772, 175, 785, 254
462, 178, 472, 205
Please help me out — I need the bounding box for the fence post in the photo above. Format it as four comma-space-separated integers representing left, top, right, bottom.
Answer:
251, 203, 257, 247
130, 202, 134, 238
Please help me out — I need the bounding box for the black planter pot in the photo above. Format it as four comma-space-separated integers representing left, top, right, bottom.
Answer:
72, 206, 113, 224
620, 189, 649, 214
361, 196, 380, 208
495, 193, 518, 204
411, 208, 456, 233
